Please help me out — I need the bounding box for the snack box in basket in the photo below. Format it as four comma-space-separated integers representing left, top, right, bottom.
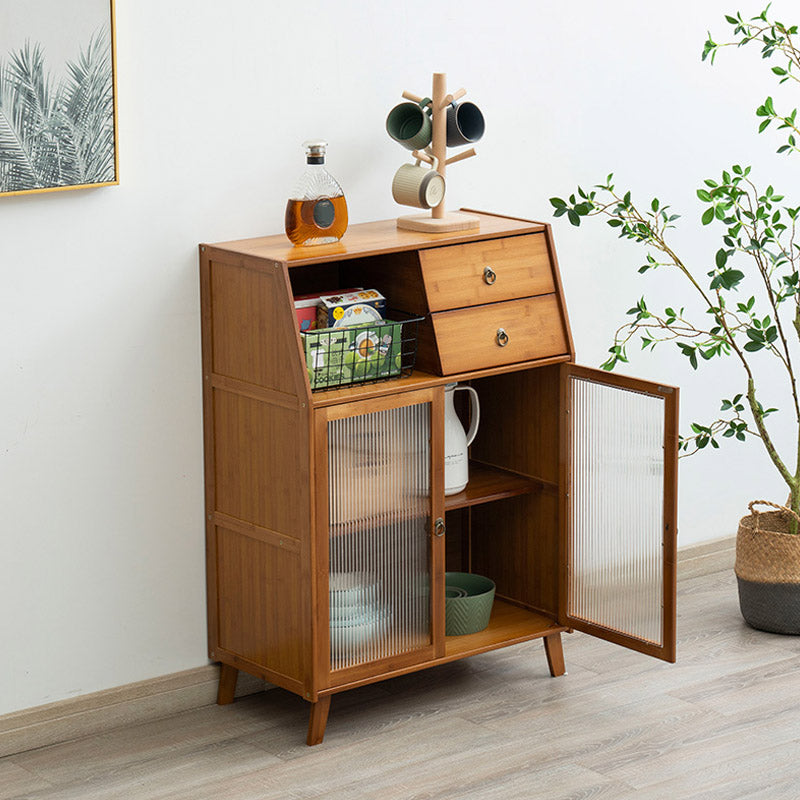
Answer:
315, 289, 386, 329
293, 288, 362, 332
303, 319, 402, 390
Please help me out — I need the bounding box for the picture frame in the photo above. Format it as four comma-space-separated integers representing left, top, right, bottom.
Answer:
0, 0, 118, 198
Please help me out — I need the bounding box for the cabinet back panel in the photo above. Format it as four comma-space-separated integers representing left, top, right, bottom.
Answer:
468, 367, 561, 614
470, 492, 559, 616
213, 390, 309, 536
216, 526, 306, 682
471, 367, 560, 484
210, 260, 299, 393
340, 252, 427, 316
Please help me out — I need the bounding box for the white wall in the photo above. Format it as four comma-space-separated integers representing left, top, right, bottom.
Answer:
2, 0, 797, 714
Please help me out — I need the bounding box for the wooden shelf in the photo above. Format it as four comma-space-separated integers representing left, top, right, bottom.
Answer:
444, 462, 543, 511
309, 355, 572, 408
443, 599, 564, 661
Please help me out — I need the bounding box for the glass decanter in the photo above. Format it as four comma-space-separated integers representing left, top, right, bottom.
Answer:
285, 140, 349, 246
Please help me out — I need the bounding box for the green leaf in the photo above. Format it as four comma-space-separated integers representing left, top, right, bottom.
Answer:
549, 197, 567, 208
744, 341, 765, 351
715, 249, 728, 269
697, 189, 712, 202
567, 209, 580, 226
710, 269, 744, 290
702, 207, 715, 225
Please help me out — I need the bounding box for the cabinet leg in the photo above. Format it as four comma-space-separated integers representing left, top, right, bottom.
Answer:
217, 663, 239, 705
306, 696, 332, 746
543, 632, 566, 677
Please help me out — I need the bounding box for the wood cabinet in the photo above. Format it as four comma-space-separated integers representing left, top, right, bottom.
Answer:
199, 210, 678, 746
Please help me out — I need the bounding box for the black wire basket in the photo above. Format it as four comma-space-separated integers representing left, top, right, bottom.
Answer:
301, 314, 422, 391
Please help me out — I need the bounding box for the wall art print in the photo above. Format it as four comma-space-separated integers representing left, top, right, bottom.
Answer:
0, 0, 118, 197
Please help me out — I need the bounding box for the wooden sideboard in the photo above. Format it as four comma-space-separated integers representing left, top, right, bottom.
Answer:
199, 210, 678, 745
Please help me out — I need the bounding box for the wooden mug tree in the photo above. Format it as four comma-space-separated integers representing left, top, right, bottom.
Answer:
396, 72, 480, 233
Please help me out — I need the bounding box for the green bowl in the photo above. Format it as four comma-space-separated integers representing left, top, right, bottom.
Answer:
444, 572, 496, 636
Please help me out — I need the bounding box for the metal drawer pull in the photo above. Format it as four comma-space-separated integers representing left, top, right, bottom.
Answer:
434, 517, 446, 537
496, 328, 509, 347
483, 266, 497, 285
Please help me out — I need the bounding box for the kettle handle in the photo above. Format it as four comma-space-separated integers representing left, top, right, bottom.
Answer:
455, 386, 480, 446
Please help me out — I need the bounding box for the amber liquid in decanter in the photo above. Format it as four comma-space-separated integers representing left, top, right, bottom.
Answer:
285, 195, 349, 246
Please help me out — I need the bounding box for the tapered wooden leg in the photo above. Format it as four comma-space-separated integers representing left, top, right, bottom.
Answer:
217, 663, 239, 705
543, 632, 566, 677
306, 696, 331, 746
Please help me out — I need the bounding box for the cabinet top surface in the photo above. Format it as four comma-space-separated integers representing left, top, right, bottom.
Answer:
202, 211, 546, 266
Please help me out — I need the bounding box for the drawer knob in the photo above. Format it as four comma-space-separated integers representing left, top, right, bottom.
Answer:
483, 266, 497, 285
434, 517, 446, 537
496, 328, 509, 347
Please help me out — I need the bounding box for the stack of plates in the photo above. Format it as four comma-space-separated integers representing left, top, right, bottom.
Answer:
330, 574, 390, 657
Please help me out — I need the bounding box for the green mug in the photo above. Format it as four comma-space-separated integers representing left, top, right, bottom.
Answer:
386, 97, 433, 151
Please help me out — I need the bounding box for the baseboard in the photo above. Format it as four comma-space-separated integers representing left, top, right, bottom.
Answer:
677, 535, 736, 581
0, 537, 736, 759
0, 665, 270, 758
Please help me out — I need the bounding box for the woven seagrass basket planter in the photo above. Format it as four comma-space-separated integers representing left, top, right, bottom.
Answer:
735, 501, 800, 635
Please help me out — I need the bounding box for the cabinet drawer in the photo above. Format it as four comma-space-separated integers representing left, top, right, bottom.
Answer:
433, 295, 569, 374
420, 233, 554, 312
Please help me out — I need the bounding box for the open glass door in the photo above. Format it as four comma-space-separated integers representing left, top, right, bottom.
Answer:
560, 364, 678, 662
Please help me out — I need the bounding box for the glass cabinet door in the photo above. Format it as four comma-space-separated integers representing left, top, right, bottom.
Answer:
318, 388, 443, 682
561, 365, 679, 662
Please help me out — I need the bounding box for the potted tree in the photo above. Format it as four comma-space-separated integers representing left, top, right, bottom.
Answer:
551, 6, 800, 634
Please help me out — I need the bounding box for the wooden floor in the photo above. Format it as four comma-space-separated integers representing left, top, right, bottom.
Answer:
4, 544, 800, 800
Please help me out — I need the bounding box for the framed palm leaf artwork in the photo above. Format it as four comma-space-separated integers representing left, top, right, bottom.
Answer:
0, 0, 118, 197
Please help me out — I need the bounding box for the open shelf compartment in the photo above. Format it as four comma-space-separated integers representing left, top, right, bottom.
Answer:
443, 599, 564, 660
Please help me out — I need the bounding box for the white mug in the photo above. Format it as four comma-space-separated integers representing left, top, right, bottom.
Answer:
391, 159, 445, 209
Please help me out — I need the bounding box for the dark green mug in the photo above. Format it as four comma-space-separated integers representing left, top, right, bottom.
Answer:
386, 97, 433, 150
446, 101, 485, 147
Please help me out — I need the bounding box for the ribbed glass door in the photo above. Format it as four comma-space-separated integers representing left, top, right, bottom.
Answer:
564, 366, 678, 662
327, 399, 432, 671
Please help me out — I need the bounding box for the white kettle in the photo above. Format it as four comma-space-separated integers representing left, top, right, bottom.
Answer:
444, 382, 480, 496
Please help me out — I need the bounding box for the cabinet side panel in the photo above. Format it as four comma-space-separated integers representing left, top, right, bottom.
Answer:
210, 259, 299, 394
216, 527, 305, 682
213, 390, 308, 533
